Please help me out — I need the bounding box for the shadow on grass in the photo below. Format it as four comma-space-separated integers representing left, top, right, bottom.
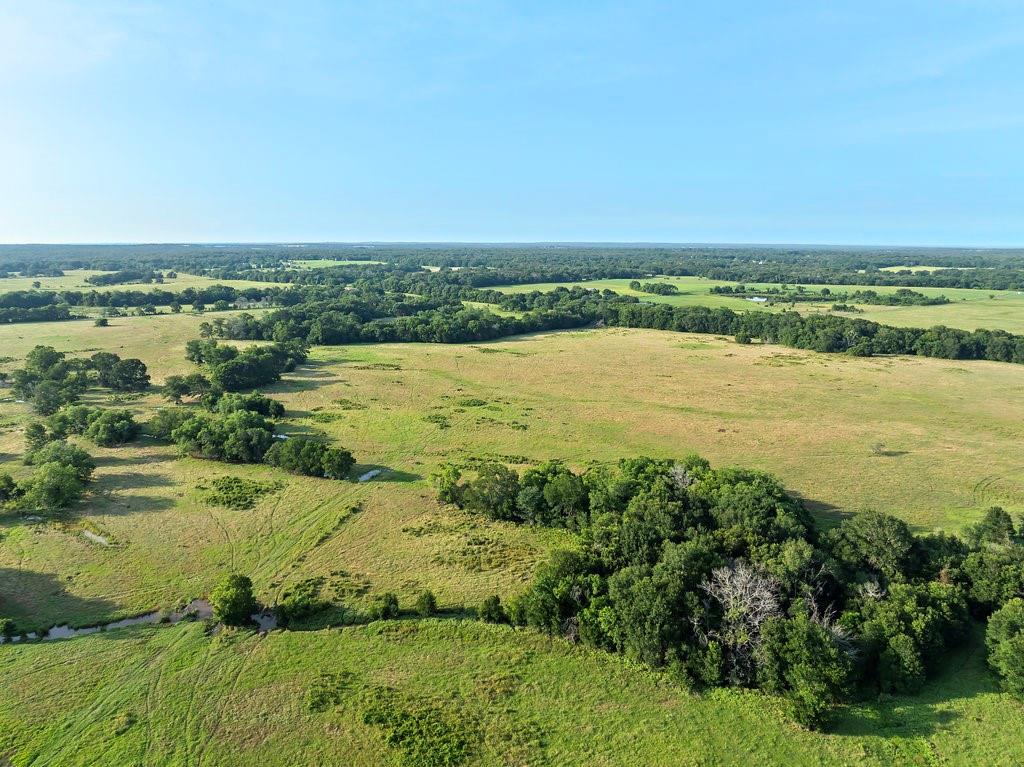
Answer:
351, 464, 422, 483
97, 471, 175, 490
791, 493, 852, 531
831, 629, 994, 739
0, 567, 119, 634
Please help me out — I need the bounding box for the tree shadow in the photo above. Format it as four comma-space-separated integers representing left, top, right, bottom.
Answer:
830, 630, 993, 739
0, 567, 119, 635
351, 464, 423, 483
96, 471, 175, 490
790, 493, 852, 530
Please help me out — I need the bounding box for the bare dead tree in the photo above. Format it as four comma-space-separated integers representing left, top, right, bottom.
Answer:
698, 560, 781, 685
669, 463, 693, 493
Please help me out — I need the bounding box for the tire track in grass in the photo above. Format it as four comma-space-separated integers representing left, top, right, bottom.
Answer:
197, 636, 262, 766
180, 632, 219, 766
207, 509, 236, 573
142, 626, 192, 765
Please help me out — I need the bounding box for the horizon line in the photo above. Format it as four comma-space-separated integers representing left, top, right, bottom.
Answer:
1, 240, 1022, 251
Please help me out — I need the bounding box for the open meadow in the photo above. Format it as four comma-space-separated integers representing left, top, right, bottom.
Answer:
2, 314, 1022, 633
495, 276, 1024, 334
2, 302, 1024, 766
0, 269, 287, 295
1, 618, 1020, 767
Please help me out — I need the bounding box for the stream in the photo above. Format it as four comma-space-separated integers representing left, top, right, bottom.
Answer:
0, 599, 277, 644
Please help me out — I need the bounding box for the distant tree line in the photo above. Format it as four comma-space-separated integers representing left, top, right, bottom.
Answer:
711, 285, 951, 306
5, 243, 1024, 290
85, 268, 162, 286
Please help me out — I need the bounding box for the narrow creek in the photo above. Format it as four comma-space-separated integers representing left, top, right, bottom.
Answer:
0, 600, 278, 645
0, 599, 213, 644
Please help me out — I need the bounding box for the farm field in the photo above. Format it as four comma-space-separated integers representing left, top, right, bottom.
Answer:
0, 618, 1018, 767
494, 276, 1024, 334
2, 314, 1023, 635
0, 269, 287, 295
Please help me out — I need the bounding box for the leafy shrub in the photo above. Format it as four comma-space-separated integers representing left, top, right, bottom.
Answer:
0, 617, 17, 638
210, 573, 257, 625
414, 590, 437, 617
263, 437, 354, 479
478, 595, 507, 624
147, 408, 195, 440
370, 592, 400, 620
277, 577, 330, 626
84, 409, 139, 447
25, 441, 95, 482
214, 391, 285, 418
18, 462, 87, 511
201, 476, 283, 510
878, 633, 925, 694
306, 671, 356, 712
987, 599, 1024, 699
171, 410, 276, 463
360, 686, 475, 767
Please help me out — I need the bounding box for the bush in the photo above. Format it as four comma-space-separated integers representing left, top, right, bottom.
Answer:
461, 463, 520, 521
370, 592, 400, 620
106, 358, 150, 392
163, 373, 211, 403
263, 437, 354, 479
430, 464, 462, 505
878, 633, 925, 694
201, 476, 283, 510
478, 595, 507, 624
18, 462, 87, 511
277, 577, 329, 626
987, 599, 1024, 699
210, 573, 257, 625
25, 441, 95, 482
214, 391, 285, 418
24, 422, 53, 453
0, 473, 19, 504
94, 318, 108, 327
84, 409, 139, 447
147, 408, 195, 441
171, 410, 276, 463
414, 590, 437, 617
47, 404, 96, 438
0, 617, 16, 638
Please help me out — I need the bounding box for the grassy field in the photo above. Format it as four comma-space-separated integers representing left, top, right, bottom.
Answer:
0, 269, 286, 294
0, 618, 1019, 766
2, 315, 1023, 633
495, 276, 1024, 334
2, 314, 1024, 765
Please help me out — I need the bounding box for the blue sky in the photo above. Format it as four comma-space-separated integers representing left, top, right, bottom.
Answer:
1, 1, 1022, 245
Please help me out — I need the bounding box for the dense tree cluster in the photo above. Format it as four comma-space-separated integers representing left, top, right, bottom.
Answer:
148, 397, 356, 480
629, 280, 680, 295
263, 437, 354, 479
44, 405, 140, 447
7, 346, 149, 415
1, 432, 99, 515
437, 457, 1024, 728
184, 339, 308, 391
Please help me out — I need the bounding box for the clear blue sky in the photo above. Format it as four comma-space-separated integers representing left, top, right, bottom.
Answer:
1, 1, 1022, 246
